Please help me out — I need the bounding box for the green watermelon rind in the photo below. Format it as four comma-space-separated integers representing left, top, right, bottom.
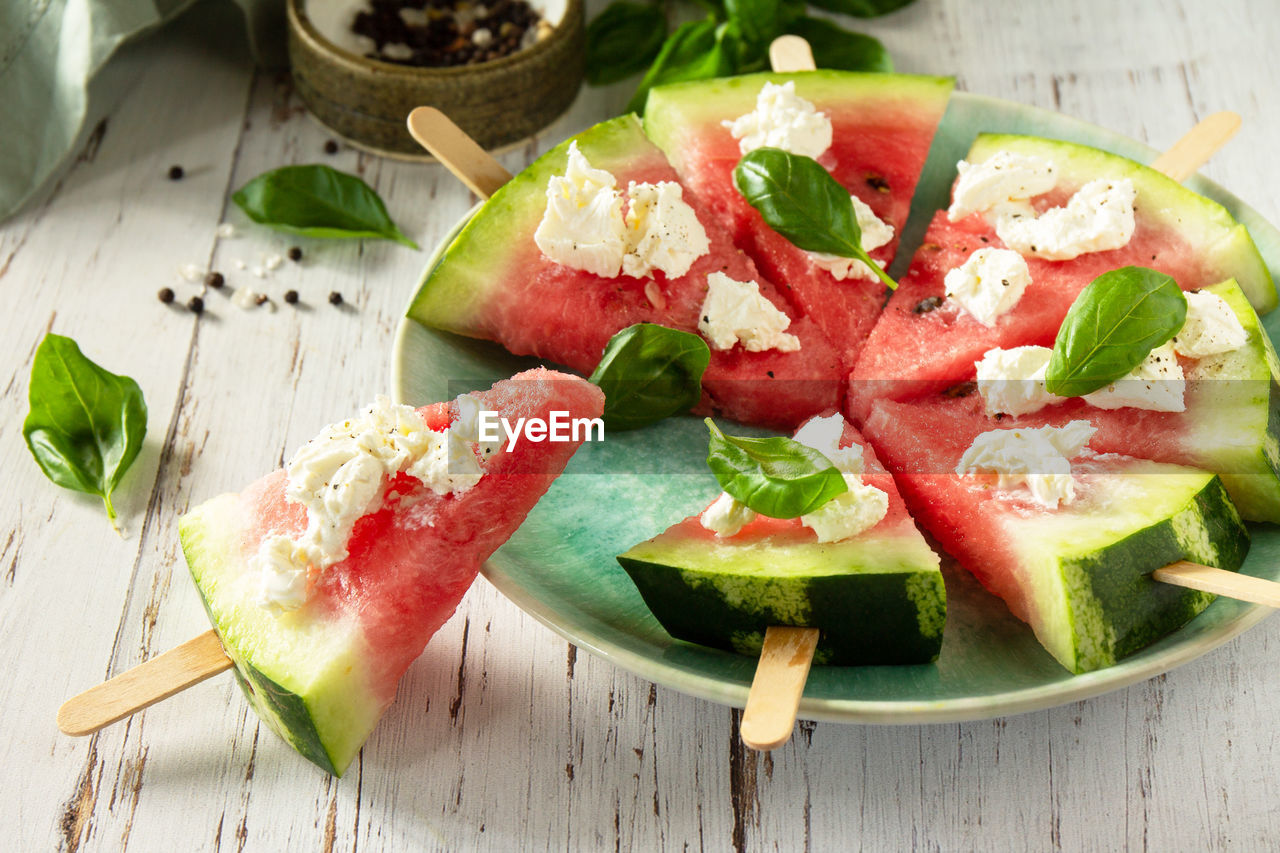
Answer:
642, 70, 956, 173
1009, 465, 1248, 674
179, 493, 381, 777
406, 114, 663, 337
967, 133, 1278, 314
616, 524, 945, 666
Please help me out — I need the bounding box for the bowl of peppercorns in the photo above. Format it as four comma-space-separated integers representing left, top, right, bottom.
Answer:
288, 0, 584, 158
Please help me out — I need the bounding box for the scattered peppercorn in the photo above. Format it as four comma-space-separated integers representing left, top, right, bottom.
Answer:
284, 289, 299, 304
351, 0, 546, 67
324, 139, 340, 155
187, 295, 205, 314
288, 246, 303, 262
205, 271, 225, 289
255, 293, 270, 306
328, 291, 344, 305
158, 287, 175, 304
168, 165, 184, 180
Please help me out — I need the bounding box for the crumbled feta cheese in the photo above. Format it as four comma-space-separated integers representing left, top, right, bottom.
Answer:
234, 258, 247, 270
252, 266, 267, 278
265, 253, 284, 271
947, 151, 1058, 221
1172, 290, 1248, 358
1083, 341, 1185, 412
723, 81, 833, 159
622, 181, 710, 279
216, 223, 238, 239
179, 263, 203, 282
944, 248, 1032, 326
995, 178, 1136, 261
472, 27, 493, 47
792, 413, 863, 474
975, 345, 1065, 417
232, 286, 261, 309
808, 195, 895, 281
698, 272, 801, 353
700, 492, 758, 537
253, 395, 485, 610
534, 142, 628, 277
381, 42, 414, 61
956, 421, 1096, 509
801, 473, 888, 543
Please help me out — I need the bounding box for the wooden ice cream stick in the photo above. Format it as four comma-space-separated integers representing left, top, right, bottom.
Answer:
1154, 561, 1280, 606
58, 629, 230, 736
739, 627, 819, 751
769, 35, 816, 74
406, 107, 512, 199
1149, 111, 1242, 182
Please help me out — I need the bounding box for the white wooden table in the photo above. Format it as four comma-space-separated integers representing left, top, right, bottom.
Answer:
6, 0, 1280, 849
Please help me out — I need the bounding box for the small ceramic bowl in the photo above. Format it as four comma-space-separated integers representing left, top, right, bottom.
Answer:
288, 0, 584, 158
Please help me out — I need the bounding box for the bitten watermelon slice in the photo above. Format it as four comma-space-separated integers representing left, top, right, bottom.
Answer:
407, 114, 843, 430
179, 369, 604, 775
643, 71, 954, 370
848, 133, 1276, 421
617, 415, 944, 666
863, 396, 1249, 673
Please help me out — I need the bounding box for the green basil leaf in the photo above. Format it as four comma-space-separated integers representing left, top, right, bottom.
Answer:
734, 147, 898, 289
232, 165, 418, 249
23, 334, 148, 524
724, 0, 785, 57
586, 2, 668, 85
805, 0, 917, 18
589, 324, 711, 430
1044, 266, 1187, 398
626, 18, 734, 114
787, 17, 892, 72
705, 419, 848, 519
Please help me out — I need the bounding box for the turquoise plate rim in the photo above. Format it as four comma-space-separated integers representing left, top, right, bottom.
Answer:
391, 89, 1280, 724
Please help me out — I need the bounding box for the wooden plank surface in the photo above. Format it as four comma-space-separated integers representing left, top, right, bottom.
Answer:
4, 0, 1280, 850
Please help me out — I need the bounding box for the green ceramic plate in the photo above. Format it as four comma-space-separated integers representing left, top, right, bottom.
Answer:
391, 91, 1280, 723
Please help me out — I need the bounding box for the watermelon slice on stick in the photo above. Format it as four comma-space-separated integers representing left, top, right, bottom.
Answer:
58, 370, 604, 775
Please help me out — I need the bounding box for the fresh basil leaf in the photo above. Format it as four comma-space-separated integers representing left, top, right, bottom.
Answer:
586, 2, 668, 86
1044, 266, 1187, 398
805, 0, 917, 18
734, 147, 898, 289
626, 18, 734, 114
787, 17, 892, 72
23, 334, 147, 524
724, 0, 785, 58
589, 324, 711, 430
232, 165, 418, 249
705, 419, 848, 519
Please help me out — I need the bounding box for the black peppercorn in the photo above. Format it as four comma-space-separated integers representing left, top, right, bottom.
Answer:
288, 247, 303, 262
328, 291, 344, 306
324, 140, 339, 155
187, 296, 204, 314
205, 271, 225, 289
284, 290, 299, 304
168, 165, 184, 180
158, 287, 175, 304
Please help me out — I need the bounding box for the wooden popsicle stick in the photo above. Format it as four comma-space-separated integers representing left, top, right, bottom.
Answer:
57, 629, 232, 736
1149, 111, 1242, 182
406, 106, 512, 200
740, 626, 820, 751
768, 35, 817, 73
1154, 561, 1280, 607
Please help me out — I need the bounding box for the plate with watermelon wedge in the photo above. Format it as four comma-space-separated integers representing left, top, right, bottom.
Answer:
392, 77, 1280, 723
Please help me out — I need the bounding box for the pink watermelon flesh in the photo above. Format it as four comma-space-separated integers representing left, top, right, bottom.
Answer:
182, 369, 604, 773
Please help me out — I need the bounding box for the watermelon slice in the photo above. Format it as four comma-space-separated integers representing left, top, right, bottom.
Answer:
643, 71, 954, 370
178, 369, 604, 775
863, 396, 1249, 673
407, 114, 843, 430
848, 133, 1276, 421
617, 414, 945, 665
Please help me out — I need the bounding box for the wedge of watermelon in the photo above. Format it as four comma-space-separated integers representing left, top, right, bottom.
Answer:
863, 396, 1249, 673
407, 114, 843, 430
643, 71, 954, 369
179, 369, 604, 775
848, 133, 1276, 421
617, 414, 944, 665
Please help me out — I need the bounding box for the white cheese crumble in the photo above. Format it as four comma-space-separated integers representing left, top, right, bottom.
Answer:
792, 413, 863, 475
251, 396, 486, 611
534, 142, 629, 278
723, 81, 833, 159
975, 345, 1065, 417
956, 420, 1096, 509
1172, 290, 1249, 358
947, 151, 1058, 222
995, 178, 1137, 261
698, 272, 801, 353
700, 492, 758, 537
808, 195, 895, 281
944, 247, 1032, 326
232, 286, 262, 309
1083, 340, 1185, 412
800, 472, 889, 543
179, 263, 203, 282
621, 180, 710, 279
216, 223, 238, 239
